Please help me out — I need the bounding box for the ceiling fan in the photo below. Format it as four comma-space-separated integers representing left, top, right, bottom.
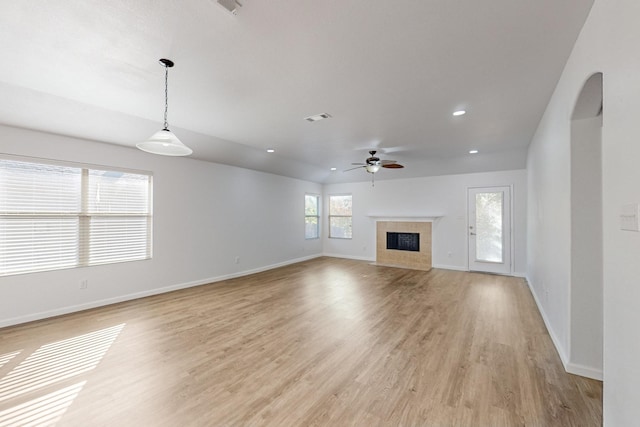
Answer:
345, 150, 404, 173
345, 150, 404, 185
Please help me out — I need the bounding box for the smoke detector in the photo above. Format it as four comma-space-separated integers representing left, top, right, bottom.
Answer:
217, 0, 242, 15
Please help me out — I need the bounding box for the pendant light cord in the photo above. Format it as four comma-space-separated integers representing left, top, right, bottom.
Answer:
163, 65, 170, 130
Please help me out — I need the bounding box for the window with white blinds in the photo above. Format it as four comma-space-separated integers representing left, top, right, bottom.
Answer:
0, 157, 152, 276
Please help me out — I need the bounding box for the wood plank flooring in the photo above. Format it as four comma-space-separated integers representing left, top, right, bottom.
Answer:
0, 257, 602, 426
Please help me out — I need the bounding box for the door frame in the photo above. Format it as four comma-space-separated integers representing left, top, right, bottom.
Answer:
467, 185, 513, 275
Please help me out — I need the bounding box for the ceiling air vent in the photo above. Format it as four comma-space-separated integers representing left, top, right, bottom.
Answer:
217, 0, 242, 15
304, 113, 332, 122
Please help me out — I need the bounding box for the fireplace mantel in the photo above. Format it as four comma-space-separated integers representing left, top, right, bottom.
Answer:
367, 215, 443, 222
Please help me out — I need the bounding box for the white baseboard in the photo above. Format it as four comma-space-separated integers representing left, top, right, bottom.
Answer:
566, 362, 603, 381
432, 264, 467, 272
0, 254, 323, 329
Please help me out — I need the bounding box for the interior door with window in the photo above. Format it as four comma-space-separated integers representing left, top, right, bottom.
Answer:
468, 186, 511, 274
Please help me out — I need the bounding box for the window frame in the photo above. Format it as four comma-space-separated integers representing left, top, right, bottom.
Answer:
328, 193, 353, 239
304, 193, 320, 240
0, 154, 153, 277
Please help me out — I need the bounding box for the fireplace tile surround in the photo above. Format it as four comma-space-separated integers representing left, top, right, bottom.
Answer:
375, 221, 432, 271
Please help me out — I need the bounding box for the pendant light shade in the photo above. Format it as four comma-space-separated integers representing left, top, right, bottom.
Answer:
137, 129, 192, 156
137, 59, 192, 156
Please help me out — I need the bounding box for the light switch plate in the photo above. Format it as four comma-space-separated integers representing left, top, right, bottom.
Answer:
620, 203, 640, 231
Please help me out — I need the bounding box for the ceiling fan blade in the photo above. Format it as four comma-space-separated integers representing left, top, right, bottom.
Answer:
382, 163, 404, 169
344, 165, 366, 172
380, 160, 397, 165
351, 162, 365, 165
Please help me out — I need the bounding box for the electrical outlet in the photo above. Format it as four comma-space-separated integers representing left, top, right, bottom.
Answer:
235, 256, 240, 264
447, 252, 452, 258
80, 279, 88, 289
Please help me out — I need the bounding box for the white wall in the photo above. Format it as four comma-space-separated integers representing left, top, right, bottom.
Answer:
0, 124, 323, 327
527, 0, 640, 423
323, 169, 527, 276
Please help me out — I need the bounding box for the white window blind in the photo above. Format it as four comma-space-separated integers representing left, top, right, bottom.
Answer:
0, 157, 152, 276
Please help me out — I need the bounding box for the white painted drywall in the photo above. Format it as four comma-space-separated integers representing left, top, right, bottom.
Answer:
0, 124, 323, 327
527, 0, 640, 423
323, 169, 527, 276
570, 115, 603, 377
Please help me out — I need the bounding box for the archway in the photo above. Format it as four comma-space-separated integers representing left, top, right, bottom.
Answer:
569, 72, 603, 379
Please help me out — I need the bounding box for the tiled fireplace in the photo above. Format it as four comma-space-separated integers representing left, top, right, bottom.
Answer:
375, 221, 432, 271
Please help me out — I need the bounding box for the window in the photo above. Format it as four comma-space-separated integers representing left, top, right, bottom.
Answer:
329, 194, 352, 239
305, 194, 320, 239
0, 157, 152, 276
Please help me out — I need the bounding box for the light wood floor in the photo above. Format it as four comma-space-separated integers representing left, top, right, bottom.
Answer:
0, 258, 602, 426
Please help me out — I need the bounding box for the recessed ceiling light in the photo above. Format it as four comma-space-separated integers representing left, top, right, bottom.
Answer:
266, 148, 275, 153
330, 167, 337, 171
304, 113, 332, 122
453, 110, 466, 116
469, 150, 478, 154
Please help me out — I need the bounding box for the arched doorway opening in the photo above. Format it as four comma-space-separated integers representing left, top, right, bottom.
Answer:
569, 72, 603, 379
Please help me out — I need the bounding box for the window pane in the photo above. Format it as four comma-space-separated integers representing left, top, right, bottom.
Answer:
329, 195, 352, 215
0, 159, 81, 213
475, 192, 503, 262
0, 217, 79, 275
305, 195, 318, 216
88, 170, 149, 214
305, 216, 318, 239
330, 217, 352, 239
89, 217, 150, 264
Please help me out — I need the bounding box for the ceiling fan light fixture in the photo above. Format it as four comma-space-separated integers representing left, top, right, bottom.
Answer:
365, 164, 381, 173
137, 58, 192, 157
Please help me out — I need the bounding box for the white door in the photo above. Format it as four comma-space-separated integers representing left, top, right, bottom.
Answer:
468, 186, 511, 274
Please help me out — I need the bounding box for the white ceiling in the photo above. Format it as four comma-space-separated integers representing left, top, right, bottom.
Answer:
0, 0, 593, 184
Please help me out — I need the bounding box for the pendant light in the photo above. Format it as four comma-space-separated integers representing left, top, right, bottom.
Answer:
137, 59, 192, 156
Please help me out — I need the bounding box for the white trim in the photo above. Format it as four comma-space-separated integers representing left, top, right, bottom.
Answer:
366, 215, 443, 222
566, 362, 603, 381
0, 254, 323, 328
432, 264, 468, 272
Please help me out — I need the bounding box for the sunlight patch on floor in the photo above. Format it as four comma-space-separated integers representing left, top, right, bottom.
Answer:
0, 323, 125, 426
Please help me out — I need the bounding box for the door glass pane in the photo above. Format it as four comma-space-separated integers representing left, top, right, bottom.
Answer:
475, 192, 503, 262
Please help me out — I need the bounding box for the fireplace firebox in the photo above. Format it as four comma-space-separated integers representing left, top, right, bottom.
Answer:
386, 232, 420, 252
